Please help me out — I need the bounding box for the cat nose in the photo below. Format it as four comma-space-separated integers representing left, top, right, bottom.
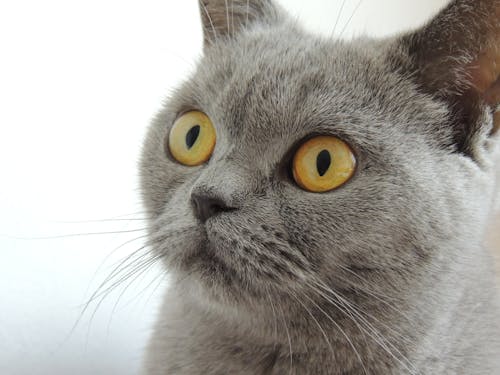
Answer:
190, 191, 237, 223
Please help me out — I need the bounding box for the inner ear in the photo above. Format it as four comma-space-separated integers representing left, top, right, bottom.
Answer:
469, 42, 500, 133
199, 0, 281, 48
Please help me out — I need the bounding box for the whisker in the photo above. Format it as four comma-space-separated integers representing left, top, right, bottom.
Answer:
288, 290, 336, 373
339, 0, 364, 38
85, 245, 150, 303
299, 288, 368, 375
319, 271, 414, 345
264, 285, 279, 349
141, 272, 168, 310
65, 246, 153, 345
112, 256, 160, 311
246, 0, 250, 26
53, 218, 147, 224
87, 251, 160, 306
85, 254, 161, 345
224, 0, 230, 36
231, 0, 235, 38
63, 220, 192, 348
122, 269, 165, 310
200, 0, 219, 44
106, 255, 162, 334
7, 228, 147, 241
275, 295, 293, 375
331, 0, 347, 37
336, 265, 413, 322
311, 280, 419, 374
84, 234, 149, 297
309, 282, 401, 371
81, 226, 191, 314
86, 253, 162, 322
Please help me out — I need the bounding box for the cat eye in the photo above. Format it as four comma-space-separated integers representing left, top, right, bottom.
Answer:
168, 111, 216, 166
292, 136, 356, 193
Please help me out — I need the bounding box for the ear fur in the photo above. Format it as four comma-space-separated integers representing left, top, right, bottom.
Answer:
198, 0, 281, 48
395, 0, 500, 154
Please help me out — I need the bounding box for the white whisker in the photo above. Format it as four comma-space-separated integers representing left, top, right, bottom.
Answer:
332, 0, 347, 37
200, 1, 219, 44
275, 296, 294, 375
311, 280, 419, 374
339, 0, 364, 38
299, 289, 368, 374
288, 290, 336, 373
265, 286, 279, 348
224, 0, 230, 36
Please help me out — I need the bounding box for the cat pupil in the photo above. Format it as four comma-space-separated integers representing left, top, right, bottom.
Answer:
185, 125, 201, 149
316, 150, 331, 177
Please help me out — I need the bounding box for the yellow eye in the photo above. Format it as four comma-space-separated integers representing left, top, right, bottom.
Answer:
168, 111, 216, 166
292, 136, 356, 193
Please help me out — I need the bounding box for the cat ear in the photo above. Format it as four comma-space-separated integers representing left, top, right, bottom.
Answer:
198, 0, 281, 47
396, 0, 500, 155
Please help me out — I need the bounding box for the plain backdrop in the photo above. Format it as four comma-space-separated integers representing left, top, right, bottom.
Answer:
0, 1, 449, 374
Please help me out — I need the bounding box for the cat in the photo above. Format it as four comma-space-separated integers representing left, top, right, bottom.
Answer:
139, 0, 500, 373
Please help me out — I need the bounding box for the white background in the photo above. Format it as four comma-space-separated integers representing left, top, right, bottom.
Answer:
0, 1, 449, 374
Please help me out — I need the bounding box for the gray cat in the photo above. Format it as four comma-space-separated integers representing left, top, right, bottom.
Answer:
140, 0, 500, 373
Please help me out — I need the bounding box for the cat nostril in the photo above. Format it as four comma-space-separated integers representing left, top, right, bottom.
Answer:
190, 192, 236, 223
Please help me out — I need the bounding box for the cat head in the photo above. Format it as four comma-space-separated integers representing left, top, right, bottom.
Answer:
140, 0, 499, 313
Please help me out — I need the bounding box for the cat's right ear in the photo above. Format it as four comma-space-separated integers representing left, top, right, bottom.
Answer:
391, 0, 499, 157
198, 0, 282, 48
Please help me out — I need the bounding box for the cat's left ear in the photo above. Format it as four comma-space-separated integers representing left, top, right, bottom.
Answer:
394, 0, 499, 156
198, 0, 282, 48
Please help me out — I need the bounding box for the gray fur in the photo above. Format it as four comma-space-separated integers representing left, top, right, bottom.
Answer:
140, 1, 500, 373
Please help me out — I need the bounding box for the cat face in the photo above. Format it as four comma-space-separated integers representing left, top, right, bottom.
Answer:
140, 0, 499, 311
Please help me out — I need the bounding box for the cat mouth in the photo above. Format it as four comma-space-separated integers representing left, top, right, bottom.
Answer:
182, 237, 254, 297
185, 223, 236, 270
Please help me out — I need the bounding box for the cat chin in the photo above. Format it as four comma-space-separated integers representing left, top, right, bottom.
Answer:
174, 241, 264, 298
174, 259, 268, 315
168, 239, 286, 309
